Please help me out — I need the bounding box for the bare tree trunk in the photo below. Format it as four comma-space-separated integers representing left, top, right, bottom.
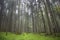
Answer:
0, 0, 4, 32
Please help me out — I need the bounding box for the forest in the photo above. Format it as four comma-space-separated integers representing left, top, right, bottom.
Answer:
0, 0, 60, 40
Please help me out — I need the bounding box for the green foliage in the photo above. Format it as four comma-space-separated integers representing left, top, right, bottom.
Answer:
53, 6, 60, 13
0, 32, 60, 40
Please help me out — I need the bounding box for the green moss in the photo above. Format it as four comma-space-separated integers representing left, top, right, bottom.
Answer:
0, 32, 60, 40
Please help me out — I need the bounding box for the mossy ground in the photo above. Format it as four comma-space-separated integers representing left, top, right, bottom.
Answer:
0, 32, 60, 40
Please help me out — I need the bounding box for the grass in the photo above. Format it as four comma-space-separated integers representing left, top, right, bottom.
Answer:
0, 32, 60, 40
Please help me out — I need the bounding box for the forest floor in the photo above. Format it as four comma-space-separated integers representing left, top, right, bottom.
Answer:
0, 32, 60, 40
